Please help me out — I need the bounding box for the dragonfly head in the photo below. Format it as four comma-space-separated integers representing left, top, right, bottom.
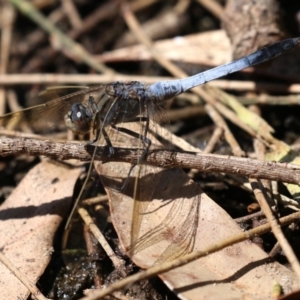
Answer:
64, 103, 93, 134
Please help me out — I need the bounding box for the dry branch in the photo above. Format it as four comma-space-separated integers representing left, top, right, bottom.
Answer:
1, 137, 300, 185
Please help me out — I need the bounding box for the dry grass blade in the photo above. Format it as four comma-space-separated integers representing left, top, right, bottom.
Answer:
8, 0, 113, 74
0, 2, 14, 115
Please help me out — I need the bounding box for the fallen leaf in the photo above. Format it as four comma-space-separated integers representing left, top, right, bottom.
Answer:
0, 160, 82, 300
97, 30, 232, 67
95, 124, 300, 300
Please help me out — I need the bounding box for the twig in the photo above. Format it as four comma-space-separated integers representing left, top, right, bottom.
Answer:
149, 120, 201, 152
250, 179, 300, 280
0, 251, 49, 300
68, 1, 120, 40
210, 80, 300, 94
252, 117, 273, 203
62, 0, 82, 29
1, 137, 300, 185
80, 211, 300, 300
279, 194, 300, 211
167, 105, 206, 122
78, 207, 126, 276
81, 195, 108, 206
1, 73, 300, 95
238, 94, 300, 106
0, 73, 168, 85
203, 126, 223, 153
234, 206, 276, 223
6, 90, 32, 132
205, 103, 244, 156
83, 224, 103, 288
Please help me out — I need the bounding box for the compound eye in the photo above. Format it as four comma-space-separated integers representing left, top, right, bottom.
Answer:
64, 103, 93, 134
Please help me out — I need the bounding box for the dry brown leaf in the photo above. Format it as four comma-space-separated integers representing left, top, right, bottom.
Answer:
97, 159, 300, 300
97, 30, 232, 67
0, 160, 82, 299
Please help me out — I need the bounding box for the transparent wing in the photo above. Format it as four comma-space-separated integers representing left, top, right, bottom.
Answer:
129, 123, 199, 263
97, 155, 201, 266
0, 85, 107, 133
97, 118, 200, 264
130, 168, 200, 264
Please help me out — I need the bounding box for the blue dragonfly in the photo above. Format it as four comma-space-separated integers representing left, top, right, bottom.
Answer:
0, 37, 299, 264
0, 38, 298, 153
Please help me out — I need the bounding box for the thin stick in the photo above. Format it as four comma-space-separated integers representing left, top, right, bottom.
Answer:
205, 104, 244, 156
250, 178, 300, 280
203, 127, 223, 153
0, 73, 168, 85
81, 195, 108, 206
0, 251, 49, 300
78, 208, 126, 275
149, 120, 201, 152
1, 73, 300, 95
62, 0, 82, 29
166, 105, 206, 122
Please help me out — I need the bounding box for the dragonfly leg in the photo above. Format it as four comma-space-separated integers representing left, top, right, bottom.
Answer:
102, 127, 115, 156
113, 115, 150, 153
87, 127, 114, 156
111, 121, 151, 189
87, 95, 116, 155
91, 128, 100, 143
111, 124, 152, 161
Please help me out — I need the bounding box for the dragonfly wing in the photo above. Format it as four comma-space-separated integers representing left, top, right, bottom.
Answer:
97, 156, 300, 300
97, 158, 202, 267
129, 167, 200, 263
0, 85, 106, 133
96, 120, 201, 265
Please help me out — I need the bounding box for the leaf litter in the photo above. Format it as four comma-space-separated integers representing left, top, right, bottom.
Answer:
2, 1, 300, 300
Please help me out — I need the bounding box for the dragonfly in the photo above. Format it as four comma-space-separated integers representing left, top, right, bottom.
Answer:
0, 37, 299, 264
0, 38, 298, 145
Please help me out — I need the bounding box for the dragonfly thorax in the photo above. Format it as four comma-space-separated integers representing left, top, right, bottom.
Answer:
101, 82, 149, 126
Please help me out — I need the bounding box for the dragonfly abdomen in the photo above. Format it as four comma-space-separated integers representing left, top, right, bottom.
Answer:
147, 37, 300, 103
